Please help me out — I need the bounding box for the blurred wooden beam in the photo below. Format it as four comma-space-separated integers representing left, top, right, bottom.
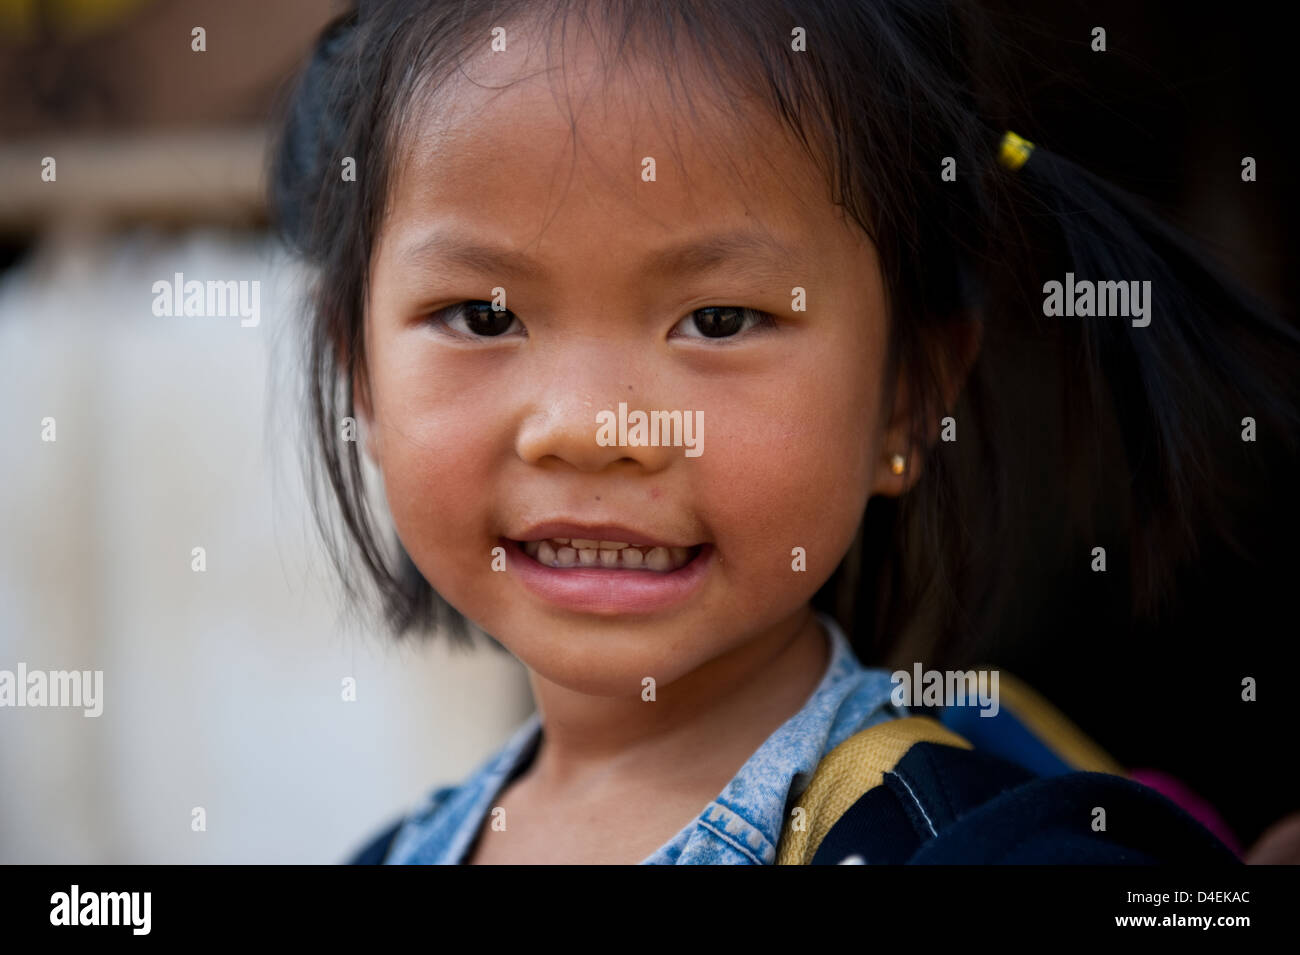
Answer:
0, 127, 269, 234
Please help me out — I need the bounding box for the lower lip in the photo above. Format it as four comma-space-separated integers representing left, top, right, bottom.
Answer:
503, 539, 715, 615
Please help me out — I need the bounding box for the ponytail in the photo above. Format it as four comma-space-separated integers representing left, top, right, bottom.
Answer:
1014, 144, 1299, 611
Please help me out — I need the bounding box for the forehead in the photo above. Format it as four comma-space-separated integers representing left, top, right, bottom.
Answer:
373, 17, 864, 278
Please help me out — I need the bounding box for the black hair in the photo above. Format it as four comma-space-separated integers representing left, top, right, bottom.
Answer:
268, 0, 1300, 665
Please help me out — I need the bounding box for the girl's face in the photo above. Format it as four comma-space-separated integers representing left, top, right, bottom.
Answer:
362, 28, 908, 695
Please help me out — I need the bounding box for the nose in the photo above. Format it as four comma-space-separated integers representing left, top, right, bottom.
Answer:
515, 354, 682, 475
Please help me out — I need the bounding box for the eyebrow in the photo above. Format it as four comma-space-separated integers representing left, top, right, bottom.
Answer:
394, 227, 802, 283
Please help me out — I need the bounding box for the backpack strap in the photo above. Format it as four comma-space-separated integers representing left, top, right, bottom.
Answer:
776, 716, 972, 865
778, 713, 1241, 865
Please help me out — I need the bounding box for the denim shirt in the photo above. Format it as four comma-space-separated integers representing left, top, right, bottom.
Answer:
382, 613, 906, 864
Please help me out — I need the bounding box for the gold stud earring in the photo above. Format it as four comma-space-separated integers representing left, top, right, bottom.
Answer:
890, 453, 906, 476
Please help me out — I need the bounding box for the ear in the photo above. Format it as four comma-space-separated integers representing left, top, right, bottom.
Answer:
872, 316, 983, 496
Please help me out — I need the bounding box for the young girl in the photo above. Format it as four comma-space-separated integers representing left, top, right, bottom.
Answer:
269, 0, 1299, 864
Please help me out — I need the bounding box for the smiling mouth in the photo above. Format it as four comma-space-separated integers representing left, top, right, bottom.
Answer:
512, 537, 702, 572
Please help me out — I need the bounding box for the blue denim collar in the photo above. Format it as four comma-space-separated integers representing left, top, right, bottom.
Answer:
385, 612, 903, 864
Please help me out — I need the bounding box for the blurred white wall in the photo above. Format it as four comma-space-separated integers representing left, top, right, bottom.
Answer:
0, 227, 533, 863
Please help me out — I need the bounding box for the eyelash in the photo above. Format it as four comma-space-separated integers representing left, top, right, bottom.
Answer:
426, 302, 777, 341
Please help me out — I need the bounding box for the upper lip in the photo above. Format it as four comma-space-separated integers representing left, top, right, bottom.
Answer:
511, 521, 699, 549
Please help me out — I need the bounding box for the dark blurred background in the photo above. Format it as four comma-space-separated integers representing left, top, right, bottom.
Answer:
958, 0, 1299, 854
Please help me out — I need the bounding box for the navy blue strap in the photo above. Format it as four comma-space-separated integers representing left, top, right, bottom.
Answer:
813, 742, 1033, 864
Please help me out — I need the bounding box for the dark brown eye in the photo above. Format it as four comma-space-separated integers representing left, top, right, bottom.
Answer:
691, 307, 745, 337
671, 306, 774, 340
437, 301, 522, 337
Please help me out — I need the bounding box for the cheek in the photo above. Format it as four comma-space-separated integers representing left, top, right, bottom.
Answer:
697, 344, 880, 592
366, 347, 507, 593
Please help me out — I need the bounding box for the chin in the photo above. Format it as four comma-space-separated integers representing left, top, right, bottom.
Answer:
494, 616, 714, 696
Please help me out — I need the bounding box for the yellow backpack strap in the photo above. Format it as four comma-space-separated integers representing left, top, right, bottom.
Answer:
776, 716, 972, 865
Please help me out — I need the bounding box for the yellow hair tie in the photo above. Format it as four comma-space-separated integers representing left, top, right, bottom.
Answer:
998, 130, 1035, 171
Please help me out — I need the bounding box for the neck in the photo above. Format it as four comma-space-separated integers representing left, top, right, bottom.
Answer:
521, 606, 830, 797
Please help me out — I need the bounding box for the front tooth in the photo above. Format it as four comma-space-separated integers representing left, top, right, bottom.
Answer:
571, 538, 599, 549
669, 547, 689, 566
645, 547, 671, 571
578, 548, 599, 565
556, 546, 577, 567
599, 549, 619, 567
538, 541, 556, 565
552, 538, 570, 545
598, 541, 628, 550
621, 548, 643, 568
